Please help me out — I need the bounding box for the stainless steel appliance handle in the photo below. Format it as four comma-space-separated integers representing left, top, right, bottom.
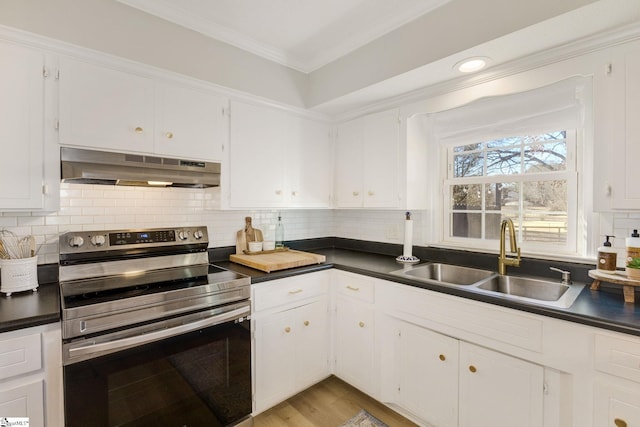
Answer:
68, 306, 249, 360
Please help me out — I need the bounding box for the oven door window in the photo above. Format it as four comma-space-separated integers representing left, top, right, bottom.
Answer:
64, 320, 251, 427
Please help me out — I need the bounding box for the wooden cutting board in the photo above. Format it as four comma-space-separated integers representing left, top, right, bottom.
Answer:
230, 250, 326, 273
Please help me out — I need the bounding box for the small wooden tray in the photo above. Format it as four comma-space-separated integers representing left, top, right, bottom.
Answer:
588, 269, 640, 303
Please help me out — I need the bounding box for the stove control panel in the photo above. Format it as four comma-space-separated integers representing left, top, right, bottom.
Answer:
60, 226, 209, 255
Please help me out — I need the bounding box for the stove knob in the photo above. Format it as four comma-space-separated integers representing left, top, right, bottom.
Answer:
193, 230, 204, 240
178, 230, 189, 240
90, 235, 106, 247
68, 236, 84, 248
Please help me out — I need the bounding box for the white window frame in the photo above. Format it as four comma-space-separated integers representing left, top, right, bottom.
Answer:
441, 129, 579, 256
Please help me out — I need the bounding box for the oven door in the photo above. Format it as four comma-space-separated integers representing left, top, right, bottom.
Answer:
63, 303, 252, 427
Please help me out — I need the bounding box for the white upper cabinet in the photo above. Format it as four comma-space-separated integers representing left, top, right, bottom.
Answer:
154, 81, 227, 161
334, 108, 400, 208
59, 56, 155, 154
227, 100, 331, 209
0, 41, 57, 211
594, 44, 640, 210
59, 56, 227, 161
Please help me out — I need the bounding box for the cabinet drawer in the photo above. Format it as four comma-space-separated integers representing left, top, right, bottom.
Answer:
334, 271, 375, 303
0, 333, 41, 381
253, 272, 328, 312
595, 333, 640, 383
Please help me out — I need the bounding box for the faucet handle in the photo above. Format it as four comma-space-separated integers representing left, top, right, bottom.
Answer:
549, 267, 572, 284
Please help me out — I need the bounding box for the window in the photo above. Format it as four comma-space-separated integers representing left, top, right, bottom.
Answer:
430, 77, 589, 256
444, 131, 577, 253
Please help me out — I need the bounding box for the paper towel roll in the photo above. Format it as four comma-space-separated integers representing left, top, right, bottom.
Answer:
403, 220, 413, 257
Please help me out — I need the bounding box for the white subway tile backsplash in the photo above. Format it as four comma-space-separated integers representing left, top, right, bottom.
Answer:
4, 182, 639, 266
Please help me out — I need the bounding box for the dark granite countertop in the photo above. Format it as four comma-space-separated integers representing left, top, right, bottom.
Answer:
0, 282, 60, 333
3, 239, 639, 337
216, 246, 640, 337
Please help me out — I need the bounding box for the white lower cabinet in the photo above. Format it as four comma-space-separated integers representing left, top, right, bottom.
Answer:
0, 324, 63, 427
333, 271, 377, 397
459, 341, 543, 427
334, 297, 376, 395
252, 272, 330, 413
594, 379, 640, 427
392, 319, 459, 427
386, 317, 543, 427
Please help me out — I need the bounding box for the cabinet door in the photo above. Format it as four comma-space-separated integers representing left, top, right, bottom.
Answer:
285, 116, 332, 208
459, 341, 543, 427
0, 380, 44, 426
613, 49, 640, 208
594, 380, 640, 427
334, 297, 375, 395
363, 109, 399, 207
397, 321, 458, 427
295, 299, 330, 388
228, 101, 285, 208
334, 118, 364, 207
0, 42, 45, 209
155, 82, 228, 161
253, 309, 295, 413
59, 57, 154, 153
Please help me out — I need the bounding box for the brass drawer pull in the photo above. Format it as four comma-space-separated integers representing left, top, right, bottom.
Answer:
346, 285, 360, 291
288, 289, 303, 294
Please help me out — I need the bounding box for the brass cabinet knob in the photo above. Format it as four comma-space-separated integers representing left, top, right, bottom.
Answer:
368, 191, 374, 196
469, 365, 477, 373
359, 321, 365, 328
304, 320, 310, 326
165, 131, 174, 139
275, 190, 283, 195
439, 354, 446, 361
292, 191, 299, 196
134, 126, 143, 133
353, 191, 359, 196
614, 419, 627, 427
284, 327, 291, 333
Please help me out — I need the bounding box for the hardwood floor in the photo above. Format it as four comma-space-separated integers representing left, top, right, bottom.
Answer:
253, 376, 418, 427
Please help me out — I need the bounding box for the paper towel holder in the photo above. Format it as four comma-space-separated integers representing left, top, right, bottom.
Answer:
396, 212, 420, 263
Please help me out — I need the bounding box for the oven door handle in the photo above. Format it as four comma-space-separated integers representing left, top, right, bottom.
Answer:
67, 306, 249, 360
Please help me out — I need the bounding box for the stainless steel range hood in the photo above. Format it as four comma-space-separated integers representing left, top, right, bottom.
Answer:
61, 147, 220, 188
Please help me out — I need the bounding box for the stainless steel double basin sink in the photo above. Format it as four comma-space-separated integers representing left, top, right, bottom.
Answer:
390, 263, 584, 309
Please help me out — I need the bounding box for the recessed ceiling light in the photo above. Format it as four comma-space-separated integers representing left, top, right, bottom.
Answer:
455, 57, 490, 73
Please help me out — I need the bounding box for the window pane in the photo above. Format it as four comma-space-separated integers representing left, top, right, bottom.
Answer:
452, 212, 482, 238
486, 148, 521, 175
453, 143, 483, 153
523, 141, 567, 173
522, 180, 567, 211
522, 212, 567, 243
486, 136, 521, 148
453, 153, 483, 177
451, 184, 482, 210
485, 183, 512, 210
485, 213, 502, 240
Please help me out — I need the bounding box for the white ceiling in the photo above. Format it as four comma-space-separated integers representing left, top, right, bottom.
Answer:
113, 0, 640, 115
116, 0, 451, 73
